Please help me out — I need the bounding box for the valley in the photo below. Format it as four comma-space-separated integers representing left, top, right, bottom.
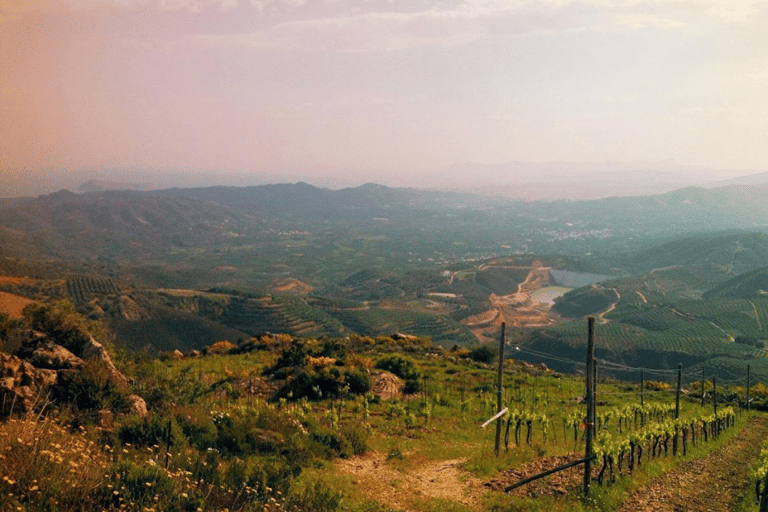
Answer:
4, 181, 768, 511
5, 182, 768, 382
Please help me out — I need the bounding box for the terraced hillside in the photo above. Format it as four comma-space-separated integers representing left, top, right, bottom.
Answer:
529, 265, 768, 381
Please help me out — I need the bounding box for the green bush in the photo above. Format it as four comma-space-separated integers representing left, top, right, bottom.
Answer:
129, 361, 208, 409
274, 367, 372, 401
341, 425, 369, 456
311, 427, 349, 458
403, 378, 422, 394
117, 414, 184, 448
54, 358, 130, 415
375, 355, 420, 381
469, 344, 497, 363
286, 479, 343, 512
176, 413, 218, 451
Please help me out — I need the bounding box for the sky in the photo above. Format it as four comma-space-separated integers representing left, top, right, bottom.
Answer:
2, 0, 768, 195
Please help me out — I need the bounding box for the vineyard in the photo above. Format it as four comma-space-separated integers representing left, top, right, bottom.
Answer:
66, 275, 121, 302
151, 334, 764, 512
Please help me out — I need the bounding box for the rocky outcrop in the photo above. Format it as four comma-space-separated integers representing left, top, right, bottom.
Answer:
0, 352, 58, 416
0, 329, 141, 417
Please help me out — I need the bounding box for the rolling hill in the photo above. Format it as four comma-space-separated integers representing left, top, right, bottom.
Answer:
0, 190, 240, 262
704, 266, 768, 299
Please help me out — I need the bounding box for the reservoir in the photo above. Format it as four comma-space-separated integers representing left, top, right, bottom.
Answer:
529, 286, 572, 305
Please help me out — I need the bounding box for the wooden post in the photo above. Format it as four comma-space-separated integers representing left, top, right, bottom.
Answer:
760, 469, 768, 512
701, 366, 705, 407
675, 364, 682, 419
495, 322, 506, 455
748, 364, 751, 412
713, 376, 717, 415
584, 317, 595, 497
640, 368, 645, 427
592, 358, 597, 434
505, 455, 596, 493
165, 419, 172, 469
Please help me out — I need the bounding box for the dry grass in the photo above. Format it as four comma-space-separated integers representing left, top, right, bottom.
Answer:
0, 291, 35, 319
0, 415, 110, 510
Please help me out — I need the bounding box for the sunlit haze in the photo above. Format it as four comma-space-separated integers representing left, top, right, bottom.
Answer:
3, 0, 768, 197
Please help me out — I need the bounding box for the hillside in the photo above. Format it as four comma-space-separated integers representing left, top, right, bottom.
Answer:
0, 190, 240, 262
704, 266, 768, 299
0, 311, 763, 512
609, 232, 768, 274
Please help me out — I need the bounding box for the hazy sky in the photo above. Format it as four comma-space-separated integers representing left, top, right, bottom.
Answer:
2, 0, 768, 193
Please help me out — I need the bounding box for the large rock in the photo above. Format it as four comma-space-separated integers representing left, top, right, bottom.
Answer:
0, 329, 139, 417
0, 352, 58, 415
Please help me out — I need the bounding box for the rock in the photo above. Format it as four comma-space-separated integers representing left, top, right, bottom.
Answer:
159, 349, 185, 361
0, 352, 59, 415
28, 342, 81, 370
127, 394, 148, 417
0, 328, 140, 417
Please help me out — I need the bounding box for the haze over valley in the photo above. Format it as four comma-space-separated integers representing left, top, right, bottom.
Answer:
4, 178, 768, 384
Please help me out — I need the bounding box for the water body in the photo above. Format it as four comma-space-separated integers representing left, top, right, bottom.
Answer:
529, 286, 572, 305
549, 269, 614, 288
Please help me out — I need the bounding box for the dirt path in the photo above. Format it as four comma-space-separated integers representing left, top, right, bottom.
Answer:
596, 286, 620, 324
335, 452, 483, 511
617, 415, 768, 512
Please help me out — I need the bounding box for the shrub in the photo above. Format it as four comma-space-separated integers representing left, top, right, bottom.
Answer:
341, 425, 369, 456
403, 378, 422, 394
206, 339, 237, 354
286, 479, 343, 512
311, 427, 349, 458
176, 412, 218, 451
266, 340, 309, 376
274, 367, 372, 402
469, 344, 497, 363
117, 414, 184, 448
375, 355, 420, 381
54, 358, 130, 415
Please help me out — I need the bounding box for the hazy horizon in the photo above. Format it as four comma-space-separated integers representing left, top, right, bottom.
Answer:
3, 0, 768, 197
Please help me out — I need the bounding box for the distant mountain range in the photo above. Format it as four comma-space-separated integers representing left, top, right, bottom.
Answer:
0, 189, 237, 261
4, 181, 768, 266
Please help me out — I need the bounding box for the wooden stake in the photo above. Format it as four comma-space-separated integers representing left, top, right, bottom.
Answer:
675, 364, 682, 419
494, 322, 506, 455
584, 317, 595, 497
640, 368, 645, 427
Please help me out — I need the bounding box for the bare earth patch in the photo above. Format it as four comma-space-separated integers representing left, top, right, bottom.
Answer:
335, 452, 484, 511
485, 452, 599, 498
0, 290, 34, 319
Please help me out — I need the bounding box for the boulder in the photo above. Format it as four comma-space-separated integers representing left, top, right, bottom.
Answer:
0, 352, 59, 415
28, 342, 81, 370
127, 394, 148, 417
0, 329, 138, 417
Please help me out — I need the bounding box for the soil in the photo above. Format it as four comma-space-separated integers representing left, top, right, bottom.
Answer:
485, 452, 599, 499
272, 277, 313, 294
335, 416, 768, 511
464, 264, 559, 343
0, 290, 34, 319
335, 452, 484, 511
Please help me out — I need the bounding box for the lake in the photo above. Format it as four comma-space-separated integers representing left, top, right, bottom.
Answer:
529, 286, 572, 305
